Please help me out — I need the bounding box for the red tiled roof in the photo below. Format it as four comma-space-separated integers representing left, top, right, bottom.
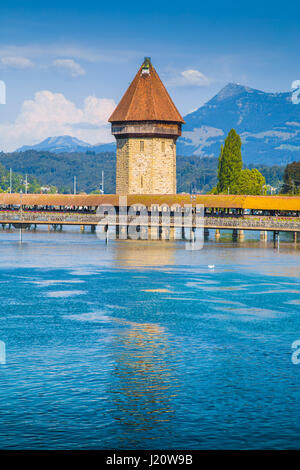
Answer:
109, 59, 184, 123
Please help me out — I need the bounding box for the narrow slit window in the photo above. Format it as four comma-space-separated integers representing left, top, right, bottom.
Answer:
140, 141, 144, 152
141, 175, 144, 188
161, 141, 165, 152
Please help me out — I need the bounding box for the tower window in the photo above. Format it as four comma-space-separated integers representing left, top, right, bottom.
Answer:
161, 141, 165, 152
141, 175, 144, 188
140, 141, 144, 152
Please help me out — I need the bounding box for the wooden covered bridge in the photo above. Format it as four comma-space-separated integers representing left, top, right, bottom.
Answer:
0, 193, 300, 241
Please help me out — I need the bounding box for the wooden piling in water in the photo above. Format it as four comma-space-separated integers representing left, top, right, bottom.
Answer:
260, 230, 268, 241
293, 231, 298, 243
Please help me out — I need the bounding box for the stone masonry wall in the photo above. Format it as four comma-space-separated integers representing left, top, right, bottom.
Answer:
116, 137, 176, 195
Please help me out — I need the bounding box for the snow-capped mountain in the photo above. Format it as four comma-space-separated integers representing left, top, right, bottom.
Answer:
15, 83, 300, 165
17, 136, 92, 153
17, 135, 116, 154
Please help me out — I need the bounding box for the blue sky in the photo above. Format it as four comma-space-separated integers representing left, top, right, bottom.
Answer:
0, 0, 300, 151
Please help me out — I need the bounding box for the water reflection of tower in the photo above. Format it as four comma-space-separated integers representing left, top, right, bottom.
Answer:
113, 241, 176, 268
108, 320, 179, 449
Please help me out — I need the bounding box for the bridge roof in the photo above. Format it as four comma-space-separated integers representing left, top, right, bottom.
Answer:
1, 193, 300, 211
0, 194, 120, 207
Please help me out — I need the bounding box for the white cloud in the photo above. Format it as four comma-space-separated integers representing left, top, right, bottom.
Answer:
0, 44, 138, 64
53, 59, 85, 77
291, 80, 300, 90
286, 121, 300, 127
0, 90, 116, 151
276, 144, 300, 152
167, 69, 210, 87
0, 56, 33, 69
181, 70, 210, 86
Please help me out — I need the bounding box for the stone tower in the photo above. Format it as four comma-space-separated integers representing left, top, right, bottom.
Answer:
108, 58, 184, 195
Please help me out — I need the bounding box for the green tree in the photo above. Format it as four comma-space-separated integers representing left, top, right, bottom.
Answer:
0, 162, 43, 193
282, 161, 300, 194
216, 129, 242, 193
217, 144, 223, 182
231, 168, 266, 195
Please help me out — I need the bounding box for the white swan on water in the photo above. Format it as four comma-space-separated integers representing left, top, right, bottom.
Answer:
208, 265, 215, 269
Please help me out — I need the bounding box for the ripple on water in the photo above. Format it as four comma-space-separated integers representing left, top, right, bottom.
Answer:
217, 306, 282, 319
29, 279, 85, 287
285, 299, 300, 305
142, 288, 173, 293
45, 290, 87, 298
64, 310, 113, 323
249, 289, 300, 295
202, 298, 246, 306
185, 281, 244, 291
106, 304, 128, 310
185, 280, 220, 287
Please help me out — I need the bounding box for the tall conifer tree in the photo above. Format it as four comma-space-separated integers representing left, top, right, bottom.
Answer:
216, 129, 242, 193
217, 144, 223, 182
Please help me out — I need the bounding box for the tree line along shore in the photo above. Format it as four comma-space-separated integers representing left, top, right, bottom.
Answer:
0, 129, 298, 195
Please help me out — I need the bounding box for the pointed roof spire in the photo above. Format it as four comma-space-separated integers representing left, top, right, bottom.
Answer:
109, 58, 184, 123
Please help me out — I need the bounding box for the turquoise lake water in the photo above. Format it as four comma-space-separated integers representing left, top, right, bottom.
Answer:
0, 228, 300, 449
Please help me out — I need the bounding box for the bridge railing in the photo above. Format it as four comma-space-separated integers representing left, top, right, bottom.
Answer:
0, 211, 101, 223
1, 211, 300, 230
204, 216, 300, 230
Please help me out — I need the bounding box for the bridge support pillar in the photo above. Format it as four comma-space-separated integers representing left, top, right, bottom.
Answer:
119, 225, 127, 240
293, 232, 298, 243
91, 225, 95, 233
59, 224, 63, 231
215, 228, 220, 240
181, 227, 195, 242
80, 225, 85, 232
204, 228, 209, 240
150, 225, 159, 240
140, 226, 148, 240
190, 227, 196, 243
238, 229, 245, 241
169, 227, 175, 241
260, 230, 268, 241
48, 224, 51, 232
232, 229, 238, 240
181, 226, 185, 240
273, 231, 280, 248
34, 224, 37, 231
160, 226, 169, 241
2, 224, 6, 230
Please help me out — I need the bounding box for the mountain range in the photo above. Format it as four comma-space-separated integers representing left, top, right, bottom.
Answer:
178, 83, 300, 165
17, 135, 115, 154
16, 83, 300, 166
